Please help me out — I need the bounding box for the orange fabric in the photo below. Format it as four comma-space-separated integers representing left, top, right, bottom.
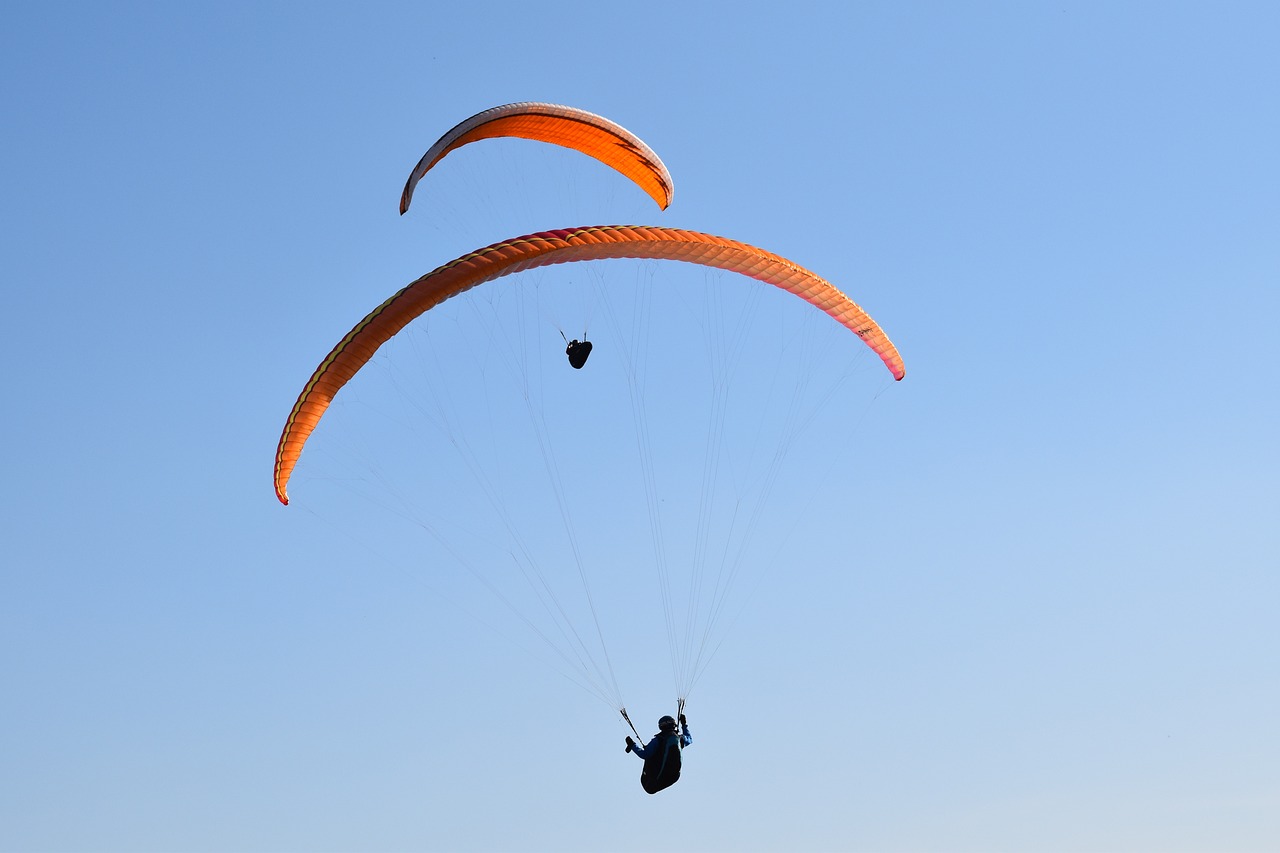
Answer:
275, 225, 905, 505
399, 103, 673, 214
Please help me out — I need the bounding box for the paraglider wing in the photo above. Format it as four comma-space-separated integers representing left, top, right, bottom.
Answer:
274, 225, 906, 505
399, 102, 674, 214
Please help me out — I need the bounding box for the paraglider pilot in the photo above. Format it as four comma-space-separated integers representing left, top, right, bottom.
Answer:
565, 338, 592, 369
625, 714, 691, 794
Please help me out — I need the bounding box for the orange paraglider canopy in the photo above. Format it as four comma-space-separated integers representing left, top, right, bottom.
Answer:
399, 102, 673, 214
274, 225, 905, 505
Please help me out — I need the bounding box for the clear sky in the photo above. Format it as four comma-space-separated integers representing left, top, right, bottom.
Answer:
3, 2, 1277, 851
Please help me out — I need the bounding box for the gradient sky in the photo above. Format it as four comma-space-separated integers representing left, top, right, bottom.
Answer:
3, 3, 1278, 851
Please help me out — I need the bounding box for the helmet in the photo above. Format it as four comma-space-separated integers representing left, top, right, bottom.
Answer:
658, 715, 677, 731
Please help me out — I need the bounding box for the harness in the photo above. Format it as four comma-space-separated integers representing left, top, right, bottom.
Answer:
640, 730, 683, 794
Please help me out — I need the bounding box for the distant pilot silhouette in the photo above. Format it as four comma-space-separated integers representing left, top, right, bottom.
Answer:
565, 338, 592, 369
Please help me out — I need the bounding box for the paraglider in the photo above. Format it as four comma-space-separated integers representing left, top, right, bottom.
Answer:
565, 337, 592, 369
273, 225, 905, 506
400, 102, 674, 215
626, 713, 692, 794
278, 101, 909, 797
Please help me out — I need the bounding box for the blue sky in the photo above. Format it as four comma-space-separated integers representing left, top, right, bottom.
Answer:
2, 2, 1277, 851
